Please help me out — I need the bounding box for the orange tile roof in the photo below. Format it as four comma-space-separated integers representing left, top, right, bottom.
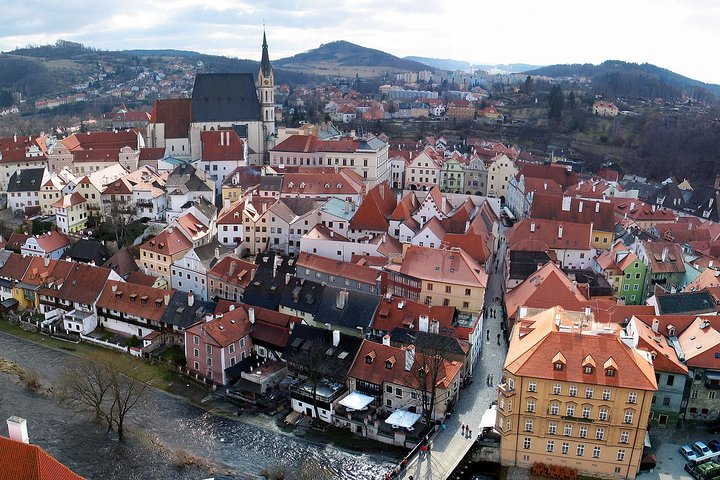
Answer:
281, 170, 364, 196
531, 194, 615, 232
207, 256, 256, 288
97, 281, 172, 322
349, 182, 396, 231
372, 296, 457, 336
505, 306, 657, 391
631, 317, 688, 375
641, 241, 685, 274
200, 130, 245, 162
29, 232, 71, 253
399, 245, 487, 288
678, 317, 720, 369
140, 227, 192, 256
612, 198, 676, 222
0, 436, 85, 480
51, 192, 86, 209
296, 252, 379, 285
186, 306, 253, 347
508, 218, 591, 251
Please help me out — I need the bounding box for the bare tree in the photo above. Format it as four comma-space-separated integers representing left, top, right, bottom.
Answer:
408, 336, 456, 427
59, 353, 149, 441
290, 336, 339, 419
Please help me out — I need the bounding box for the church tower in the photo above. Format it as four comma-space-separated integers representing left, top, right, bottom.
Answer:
258, 30, 275, 157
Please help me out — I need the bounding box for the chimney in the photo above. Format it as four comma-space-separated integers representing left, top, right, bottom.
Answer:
379, 184, 385, 199
442, 197, 447, 212
595, 202, 600, 213
205, 314, 214, 322
215, 247, 220, 259
630, 202, 636, 210
382, 334, 390, 346
405, 345, 415, 371
543, 182, 547, 190
344, 199, 350, 214
578, 201, 584, 213
584, 306, 591, 318
229, 304, 236, 311
229, 261, 237, 277
262, 202, 267, 213
661, 247, 669, 262
530, 222, 536, 233
336, 289, 349, 309
333, 329, 340, 347
285, 272, 291, 285
187, 291, 194, 307
248, 307, 255, 324
652, 318, 659, 333
418, 314, 429, 332
561, 196, 571, 211
7, 416, 29, 444
112, 284, 118, 293
558, 225, 563, 239
164, 293, 171, 305
220, 131, 224, 146
43, 256, 49, 267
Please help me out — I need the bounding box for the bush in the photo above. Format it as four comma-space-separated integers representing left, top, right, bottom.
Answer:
18, 369, 42, 391
127, 335, 141, 348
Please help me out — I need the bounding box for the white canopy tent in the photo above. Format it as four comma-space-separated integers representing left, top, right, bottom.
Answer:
338, 392, 374, 411
479, 405, 497, 429
385, 409, 421, 429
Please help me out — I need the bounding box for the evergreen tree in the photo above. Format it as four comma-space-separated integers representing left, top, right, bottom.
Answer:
548, 85, 564, 124
568, 90, 576, 110
524, 75, 533, 94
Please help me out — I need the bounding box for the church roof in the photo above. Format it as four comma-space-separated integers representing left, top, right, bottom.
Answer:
191, 73, 261, 123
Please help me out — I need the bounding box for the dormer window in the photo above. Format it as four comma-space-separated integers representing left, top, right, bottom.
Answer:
365, 351, 376, 364
604, 357, 618, 376
385, 361, 392, 369
584, 365, 594, 374
554, 363, 563, 371
129, 294, 137, 302
140, 295, 148, 304
552, 351, 566, 371
605, 368, 616, 377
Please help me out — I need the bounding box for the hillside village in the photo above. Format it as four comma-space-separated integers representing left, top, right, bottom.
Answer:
4, 32, 720, 480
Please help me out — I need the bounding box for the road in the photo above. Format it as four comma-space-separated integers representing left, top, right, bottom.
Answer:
397, 236, 509, 480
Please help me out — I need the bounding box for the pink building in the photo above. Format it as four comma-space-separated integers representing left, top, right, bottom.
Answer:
184, 305, 254, 385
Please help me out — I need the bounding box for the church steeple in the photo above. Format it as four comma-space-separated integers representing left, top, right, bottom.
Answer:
258, 29, 275, 160
261, 30, 272, 78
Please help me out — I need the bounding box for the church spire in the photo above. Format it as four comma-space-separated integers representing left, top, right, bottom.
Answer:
260, 29, 272, 77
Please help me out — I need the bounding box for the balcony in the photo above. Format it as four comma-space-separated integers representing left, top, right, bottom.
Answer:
561, 415, 595, 424
497, 381, 515, 397
136, 200, 153, 208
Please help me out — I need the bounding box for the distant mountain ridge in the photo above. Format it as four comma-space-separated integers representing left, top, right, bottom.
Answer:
405, 56, 542, 73
525, 60, 720, 100
275, 40, 431, 72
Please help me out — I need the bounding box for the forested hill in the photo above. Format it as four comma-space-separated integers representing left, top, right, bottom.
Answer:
525, 60, 720, 102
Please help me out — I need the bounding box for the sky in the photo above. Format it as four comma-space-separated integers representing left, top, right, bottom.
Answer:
2, 0, 720, 84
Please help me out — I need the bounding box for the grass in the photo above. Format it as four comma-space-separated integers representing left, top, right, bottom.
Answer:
0, 319, 190, 393
160, 345, 186, 366
305, 425, 406, 455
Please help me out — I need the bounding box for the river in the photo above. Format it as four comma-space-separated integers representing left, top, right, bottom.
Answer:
0, 332, 398, 479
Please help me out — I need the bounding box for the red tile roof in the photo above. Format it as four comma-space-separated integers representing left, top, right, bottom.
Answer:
51, 192, 86, 209
508, 218, 591, 251
296, 252, 379, 285
398, 245, 487, 288
126, 270, 160, 287
150, 99, 191, 139
139, 147, 165, 161
28, 232, 71, 253
530, 194, 615, 232
611, 198, 676, 222
516, 163, 578, 188
281, 169, 364, 196
372, 296, 457, 336
97, 281, 172, 322
56, 263, 111, 306
61, 130, 139, 152
0, 253, 33, 281
641, 241, 685, 274
187, 307, 253, 347
349, 339, 462, 390
208, 256, 257, 288
631, 317, 688, 375
200, 130, 245, 162
271, 134, 362, 154
0, 436, 85, 480
349, 182, 396, 231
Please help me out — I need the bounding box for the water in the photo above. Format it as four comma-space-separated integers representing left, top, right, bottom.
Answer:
0, 332, 398, 479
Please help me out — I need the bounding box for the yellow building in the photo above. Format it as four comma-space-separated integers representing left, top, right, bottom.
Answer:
385, 245, 487, 313
497, 306, 656, 480
139, 226, 193, 283
487, 154, 518, 201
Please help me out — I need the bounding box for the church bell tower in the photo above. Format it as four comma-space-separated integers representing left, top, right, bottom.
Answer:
258, 30, 275, 157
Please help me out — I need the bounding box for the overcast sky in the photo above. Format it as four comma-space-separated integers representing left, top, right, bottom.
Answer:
3, 0, 720, 84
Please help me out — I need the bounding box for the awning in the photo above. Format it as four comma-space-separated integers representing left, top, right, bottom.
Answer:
479, 405, 498, 429
339, 392, 374, 411
385, 409, 421, 429
644, 431, 651, 448
705, 371, 720, 381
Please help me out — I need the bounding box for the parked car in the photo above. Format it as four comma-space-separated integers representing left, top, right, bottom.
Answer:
681, 444, 699, 461
694, 441, 712, 457
709, 422, 720, 434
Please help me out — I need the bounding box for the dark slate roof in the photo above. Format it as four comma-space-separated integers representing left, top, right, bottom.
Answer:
166, 163, 212, 194
182, 196, 217, 220
315, 283, 381, 332
260, 31, 272, 77
656, 290, 717, 315
623, 181, 660, 202
102, 248, 139, 279
61, 239, 113, 266
191, 74, 261, 123
390, 327, 466, 357
259, 175, 282, 192
282, 197, 321, 216
509, 250, 553, 281
283, 323, 362, 375
241, 253, 297, 310
564, 269, 614, 297
194, 241, 231, 269
279, 276, 325, 317
7, 168, 44, 193
160, 291, 216, 329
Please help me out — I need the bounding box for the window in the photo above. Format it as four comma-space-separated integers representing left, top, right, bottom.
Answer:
663, 396, 671, 406
566, 405, 575, 417
569, 386, 577, 397
561, 442, 569, 455
193, 348, 199, 357
576, 444, 585, 456
547, 440, 555, 452
528, 381, 537, 393
585, 388, 594, 399
582, 406, 591, 419
624, 411, 634, 424
395, 388, 402, 398
564, 424, 572, 436
592, 446, 601, 459
667, 375, 675, 386
548, 422, 557, 435
553, 384, 561, 395
550, 403, 559, 415
523, 438, 531, 450
193, 335, 199, 345
617, 449, 626, 461
579, 426, 588, 438
584, 365, 593, 374
386, 399, 391, 407
427, 283, 433, 291
599, 408, 609, 421
620, 430, 630, 443
526, 399, 535, 413
206, 357, 212, 366
524, 419, 533, 432
206, 345, 212, 354
691, 389, 699, 399
628, 392, 637, 404
445, 285, 451, 294
605, 368, 616, 377
554, 362, 564, 371
465, 288, 471, 296
386, 385, 393, 393
228, 344, 235, 354
595, 428, 605, 440
710, 391, 717, 400
602, 389, 611, 401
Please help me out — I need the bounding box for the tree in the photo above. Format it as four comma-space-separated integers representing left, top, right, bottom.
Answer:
290, 336, 339, 419
408, 336, 454, 427
524, 75, 533, 95
567, 90, 576, 110
59, 353, 149, 441
548, 84, 564, 124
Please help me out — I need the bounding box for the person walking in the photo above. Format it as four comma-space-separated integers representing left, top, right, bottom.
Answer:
486, 329, 490, 340
490, 374, 494, 386
497, 333, 501, 345
486, 373, 490, 386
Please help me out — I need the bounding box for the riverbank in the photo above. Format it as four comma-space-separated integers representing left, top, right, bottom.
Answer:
0, 323, 399, 479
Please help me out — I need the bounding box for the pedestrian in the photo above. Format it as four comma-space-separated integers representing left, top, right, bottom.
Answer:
490, 374, 494, 386
469, 429, 472, 438
486, 329, 490, 340
486, 373, 490, 386
497, 333, 501, 344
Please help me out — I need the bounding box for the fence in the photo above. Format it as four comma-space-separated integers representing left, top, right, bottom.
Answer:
79, 333, 128, 353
